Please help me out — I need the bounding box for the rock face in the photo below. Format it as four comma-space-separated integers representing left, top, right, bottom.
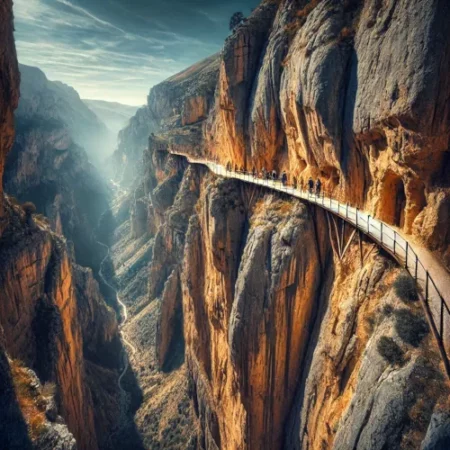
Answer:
15, 65, 114, 165
111, 54, 220, 185
127, 1, 450, 449
4, 64, 111, 273
0, 0, 19, 225
0, 5, 123, 450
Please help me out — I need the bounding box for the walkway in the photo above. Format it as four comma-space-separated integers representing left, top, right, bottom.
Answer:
169, 150, 450, 377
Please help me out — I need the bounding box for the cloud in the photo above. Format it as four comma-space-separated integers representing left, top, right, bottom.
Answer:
13, 0, 259, 105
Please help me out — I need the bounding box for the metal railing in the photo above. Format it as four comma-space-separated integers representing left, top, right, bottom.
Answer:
169, 151, 450, 377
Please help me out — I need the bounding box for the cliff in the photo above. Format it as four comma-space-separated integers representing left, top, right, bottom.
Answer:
0, 0, 19, 227
126, 0, 450, 449
111, 54, 220, 185
4, 64, 112, 277
0, 4, 123, 449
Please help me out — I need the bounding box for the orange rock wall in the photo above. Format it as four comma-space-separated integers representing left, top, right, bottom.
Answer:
199, 0, 450, 267
0, 0, 19, 225
0, 227, 99, 449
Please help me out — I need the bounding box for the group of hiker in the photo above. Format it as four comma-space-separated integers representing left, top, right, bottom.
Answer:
225, 162, 322, 195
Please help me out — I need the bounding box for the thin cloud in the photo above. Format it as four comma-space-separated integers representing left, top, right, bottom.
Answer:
13, 0, 259, 105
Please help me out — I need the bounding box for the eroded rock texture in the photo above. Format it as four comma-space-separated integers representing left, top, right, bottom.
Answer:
0, 5, 123, 449
3, 64, 111, 273
133, 1, 450, 449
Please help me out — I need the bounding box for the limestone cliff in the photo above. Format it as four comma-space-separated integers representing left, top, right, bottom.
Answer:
111, 53, 220, 186
128, 1, 450, 449
0, 4, 123, 449
0, 0, 19, 226
4, 64, 111, 274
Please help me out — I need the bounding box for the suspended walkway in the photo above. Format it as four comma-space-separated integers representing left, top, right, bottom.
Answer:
168, 149, 450, 377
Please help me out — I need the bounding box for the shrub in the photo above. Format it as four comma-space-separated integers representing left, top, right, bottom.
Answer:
394, 273, 419, 303
377, 336, 405, 365
41, 382, 56, 398
229, 12, 244, 30
22, 202, 37, 215
394, 309, 429, 347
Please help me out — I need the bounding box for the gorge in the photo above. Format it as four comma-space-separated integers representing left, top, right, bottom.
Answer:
1, 0, 450, 450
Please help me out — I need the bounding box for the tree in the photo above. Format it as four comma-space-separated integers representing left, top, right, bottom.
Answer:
229, 12, 244, 31
22, 201, 36, 228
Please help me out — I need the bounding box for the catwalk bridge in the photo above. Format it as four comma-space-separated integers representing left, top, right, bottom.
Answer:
168, 149, 450, 377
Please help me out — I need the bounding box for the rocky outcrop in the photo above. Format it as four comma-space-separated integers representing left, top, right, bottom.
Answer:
0, 0, 19, 227
0, 201, 98, 449
0, 6, 123, 450
4, 65, 111, 274
111, 53, 220, 185
16, 65, 114, 165
129, 1, 450, 448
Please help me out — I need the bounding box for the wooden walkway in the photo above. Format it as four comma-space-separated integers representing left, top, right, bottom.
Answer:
168, 150, 450, 377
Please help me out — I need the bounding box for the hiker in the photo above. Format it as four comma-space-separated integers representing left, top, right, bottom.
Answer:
252, 166, 257, 177
293, 176, 298, 189
315, 179, 322, 196
281, 171, 288, 186
226, 162, 231, 171
234, 164, 238, 173
308, 177, 314, 193
271, 170, 277, 180
262, 167, 267, 179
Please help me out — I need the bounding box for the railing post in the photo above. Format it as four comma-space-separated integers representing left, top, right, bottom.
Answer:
415, 256, 418, 280
356, 208, 358, 228
346, 203, 349, 219
381, 222, 383, 244
367, 215, 370, 233
425, 271, 429, 301
405, 241, 409, 269
440, 299, 444, 339
393, 231, 396, 254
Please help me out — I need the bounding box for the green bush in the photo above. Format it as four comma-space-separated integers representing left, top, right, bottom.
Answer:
394, 273, 419, 303
394, 309, 429, 347
377, 336, 405, 365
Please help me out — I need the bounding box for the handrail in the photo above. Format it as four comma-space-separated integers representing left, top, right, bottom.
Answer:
168, 150, 450, 377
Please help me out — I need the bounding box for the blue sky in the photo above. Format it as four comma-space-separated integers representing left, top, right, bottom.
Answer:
14, 0, 259, 105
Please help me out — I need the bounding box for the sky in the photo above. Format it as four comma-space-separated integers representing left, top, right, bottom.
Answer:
14, 0, 259, 106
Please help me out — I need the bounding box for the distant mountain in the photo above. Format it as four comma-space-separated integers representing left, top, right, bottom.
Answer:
17, 64, 115, 163
83, 99, 139, 139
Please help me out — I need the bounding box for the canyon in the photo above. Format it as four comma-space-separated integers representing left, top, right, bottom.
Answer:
1, 0, 450, 450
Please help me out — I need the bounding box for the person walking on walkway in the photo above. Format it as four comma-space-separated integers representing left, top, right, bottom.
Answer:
308, 177, 314, 194
252, 166, 257, 178
315, 178, 322, 196
262, 167, 267, 179
281, 171, 288, 186
272, 170, 278, 180
234, 164, 238, 173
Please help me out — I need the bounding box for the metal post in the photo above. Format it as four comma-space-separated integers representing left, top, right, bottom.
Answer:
405, 241, 409, 269
367, 215, 370, 233
346, 203, 349, 219
440, 299, 444, 339
393, 231, 396, 254
425, 272, 429, 301
381, 222, 383, 244
415, 256, 418, 280
356, 208, 358, 228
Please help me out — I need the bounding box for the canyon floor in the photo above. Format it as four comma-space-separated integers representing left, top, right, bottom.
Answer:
101, 186, 197, 450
